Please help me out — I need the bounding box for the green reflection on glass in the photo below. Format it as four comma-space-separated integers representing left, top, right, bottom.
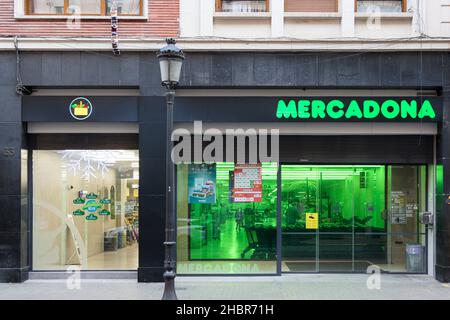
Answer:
281, 165, 386, 232
178, 162, 278, 261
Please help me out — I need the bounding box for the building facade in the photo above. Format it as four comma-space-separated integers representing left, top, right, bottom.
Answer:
0, 0, 450, 283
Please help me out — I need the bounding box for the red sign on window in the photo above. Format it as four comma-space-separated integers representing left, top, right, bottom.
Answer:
232, 164, 262, 203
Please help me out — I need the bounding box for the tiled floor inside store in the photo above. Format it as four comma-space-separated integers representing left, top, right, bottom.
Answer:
87, 243, 138, 270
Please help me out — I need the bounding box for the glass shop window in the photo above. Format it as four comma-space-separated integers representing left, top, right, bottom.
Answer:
217, 0, 269, 13
280, 165, 427, 274
357, 0, 406, 13
176, 162, 278, 274
32, 150, 139, 271
26, 0, 143, 16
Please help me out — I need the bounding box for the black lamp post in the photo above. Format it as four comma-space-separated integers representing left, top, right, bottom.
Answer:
157, 38, 185, 300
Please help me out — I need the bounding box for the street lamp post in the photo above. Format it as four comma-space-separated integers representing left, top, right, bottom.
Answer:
157, 38, 185, 301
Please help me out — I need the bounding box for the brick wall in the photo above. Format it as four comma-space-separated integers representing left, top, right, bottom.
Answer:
0, 0, 179, 37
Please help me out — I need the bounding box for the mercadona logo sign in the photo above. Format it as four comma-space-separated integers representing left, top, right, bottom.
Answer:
276, 99, 436, 120
70, 97, 93, 121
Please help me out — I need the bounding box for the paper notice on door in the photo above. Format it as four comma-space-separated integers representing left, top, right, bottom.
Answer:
306, 213, 319, 229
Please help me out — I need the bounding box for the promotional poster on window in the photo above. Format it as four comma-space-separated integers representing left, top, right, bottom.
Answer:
231, 164, 262, 203
188, 163, 217, 204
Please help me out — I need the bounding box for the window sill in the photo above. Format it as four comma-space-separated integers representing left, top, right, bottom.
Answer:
14, 14, 148, 21
213, 12, 271, 20
355, 12, 413, 20
284, 12, 342, 20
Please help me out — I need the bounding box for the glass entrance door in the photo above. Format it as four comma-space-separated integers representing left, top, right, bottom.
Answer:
281, 165, 427, 273
281, 166, 320, 272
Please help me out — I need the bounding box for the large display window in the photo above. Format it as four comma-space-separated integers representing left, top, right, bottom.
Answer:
177, 162, 278, 274
176, 163, 427, 275
281, 165, 427, 273
32, 150, 139, 271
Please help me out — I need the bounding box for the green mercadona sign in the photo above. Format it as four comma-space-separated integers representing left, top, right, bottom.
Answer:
276, 99, 436, 120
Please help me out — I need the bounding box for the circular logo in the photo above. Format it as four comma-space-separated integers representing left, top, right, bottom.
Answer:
70, 97, 93, 120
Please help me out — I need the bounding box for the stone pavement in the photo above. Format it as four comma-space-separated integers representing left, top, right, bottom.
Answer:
0, 274, 449, 300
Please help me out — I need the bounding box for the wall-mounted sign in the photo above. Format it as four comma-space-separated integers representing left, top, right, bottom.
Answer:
23, 96, 138, 122
70, 97, 93, 121
306, 213, 319, 229
276, 99, 436, 121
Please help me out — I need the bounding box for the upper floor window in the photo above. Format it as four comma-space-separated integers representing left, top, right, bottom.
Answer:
285, 0, 338, 13
356, 0, 406, 13
216, 0, 269, 13
26, 0, 143, 16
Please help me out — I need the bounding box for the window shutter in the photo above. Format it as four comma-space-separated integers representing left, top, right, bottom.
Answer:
285, 0, 338, 12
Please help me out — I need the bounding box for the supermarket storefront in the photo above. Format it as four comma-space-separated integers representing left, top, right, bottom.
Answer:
2, 50, 450, 283
21, 94, 440, 277
23, 96, 442, 275
173, 96, 440, 276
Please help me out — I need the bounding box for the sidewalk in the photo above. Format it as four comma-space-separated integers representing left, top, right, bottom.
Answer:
0, 274, 449, 300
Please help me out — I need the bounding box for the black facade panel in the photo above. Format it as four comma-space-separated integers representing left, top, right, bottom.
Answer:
174, 97, 442, 123
279, 136, 433, 164
138, 98, 167, 282
28, 134, 139, 150
180, 52, 445, 89
22, 96, 139, 122
173, 135, 432, 164
436, 91, 450, 282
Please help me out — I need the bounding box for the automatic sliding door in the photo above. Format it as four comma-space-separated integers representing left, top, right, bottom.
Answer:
281, 166, 319, 272
352, 166, 387, 272
318, 167, 355, 272
281, 165, 388, 273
